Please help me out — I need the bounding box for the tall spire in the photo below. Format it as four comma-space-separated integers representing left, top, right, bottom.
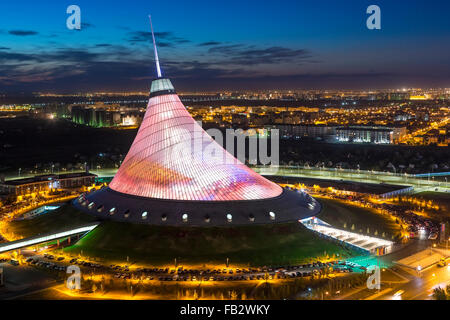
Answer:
149, 15, 162, 78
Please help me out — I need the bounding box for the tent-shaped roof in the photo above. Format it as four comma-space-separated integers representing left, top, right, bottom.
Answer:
108, 79, 282, 201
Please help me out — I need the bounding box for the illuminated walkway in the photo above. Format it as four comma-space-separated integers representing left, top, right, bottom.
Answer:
300, 217, 394, 255
0, 223, 99, 254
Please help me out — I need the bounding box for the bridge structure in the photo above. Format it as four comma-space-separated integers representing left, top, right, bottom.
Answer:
0, 223, 99, 254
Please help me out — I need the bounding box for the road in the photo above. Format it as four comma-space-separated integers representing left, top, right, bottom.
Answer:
377, 263, 450, 300
0, 261, 59, 300
332, 240, 450, 300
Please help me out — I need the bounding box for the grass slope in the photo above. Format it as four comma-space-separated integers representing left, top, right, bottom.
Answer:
9, 203, 99, 238
65, 221, 357, 266
317, 198, 400, 238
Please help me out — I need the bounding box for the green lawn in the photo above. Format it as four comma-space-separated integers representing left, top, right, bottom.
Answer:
64, 221, 357, 266
8, 203, 99, 238
8, 203, 360, 266
317, 198, 401, 239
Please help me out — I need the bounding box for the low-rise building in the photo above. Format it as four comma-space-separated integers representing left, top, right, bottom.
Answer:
0, 172, 97, 196
336, 126, 407, 144
264, 124, 336, 139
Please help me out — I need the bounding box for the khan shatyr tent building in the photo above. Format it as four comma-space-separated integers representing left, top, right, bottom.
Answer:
73, 18, 320, 226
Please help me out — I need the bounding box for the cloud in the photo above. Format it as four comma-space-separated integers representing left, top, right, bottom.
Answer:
0, 51, 38, 62
1, 39, 422, 93
232, 46, 312, 65
126, 30, 190, 46
208, 44, 245, 54
46, 49, 100, 62
198, 41, 222, 46
207, 44, 313, 66
0, 41, 316, 92
81, 22, 94, 29
8, 30, 39, 36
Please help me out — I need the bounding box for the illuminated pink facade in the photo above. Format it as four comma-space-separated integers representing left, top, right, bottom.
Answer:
109, 79, 282, 201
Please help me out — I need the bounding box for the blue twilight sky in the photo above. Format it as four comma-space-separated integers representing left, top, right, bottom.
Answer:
0, 0, 449, 92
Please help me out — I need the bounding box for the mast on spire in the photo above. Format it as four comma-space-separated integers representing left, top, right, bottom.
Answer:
149, 15, 162, 78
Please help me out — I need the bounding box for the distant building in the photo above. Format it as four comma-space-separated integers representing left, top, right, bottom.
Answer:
70, 104, 143, 127
388, 92, 410, 100
336, 126, 406, 144
394, 112, 413, 121
0, 172, 97, 196
264, 124, 336, 140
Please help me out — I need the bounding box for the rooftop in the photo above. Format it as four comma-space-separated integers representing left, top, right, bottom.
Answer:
2, 172, 97, 186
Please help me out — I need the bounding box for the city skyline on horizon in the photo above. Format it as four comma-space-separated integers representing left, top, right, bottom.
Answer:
0, 0, 450, 93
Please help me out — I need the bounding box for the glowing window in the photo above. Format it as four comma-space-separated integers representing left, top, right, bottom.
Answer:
109, 207, 116, 215
248, 214, 255, 222
161, 214, 167, 222
227, 214, 232, 222
204, 215, 210, 223
142, 212, 148, 220
269, 211, 276, 220
182, 213, 188, 222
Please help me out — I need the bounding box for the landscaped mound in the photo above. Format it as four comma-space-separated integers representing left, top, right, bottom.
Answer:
9, 202, 359, 266
64, 219, 357, 266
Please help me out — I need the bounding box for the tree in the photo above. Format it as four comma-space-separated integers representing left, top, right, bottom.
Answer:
432, 287, 447, 300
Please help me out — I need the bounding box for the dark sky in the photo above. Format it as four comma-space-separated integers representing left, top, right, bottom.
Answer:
0, 0, 449, 93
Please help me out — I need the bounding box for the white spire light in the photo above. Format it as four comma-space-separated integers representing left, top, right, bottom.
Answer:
149, 15, 162, 78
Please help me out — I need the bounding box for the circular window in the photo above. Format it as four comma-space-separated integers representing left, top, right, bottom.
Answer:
226, 214, 232, 222
182, 213, 188, 222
